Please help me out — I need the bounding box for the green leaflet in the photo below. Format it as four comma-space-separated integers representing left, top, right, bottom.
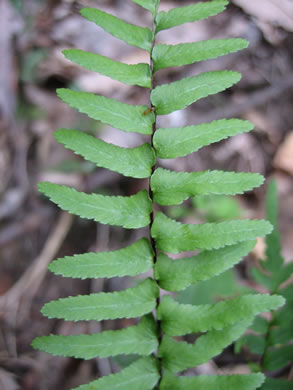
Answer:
74, 357, 159, 390
154, 119, 253, 159
38, 182, 152, 229
63, 49, 151, 88
275, 304, 293, 327
151, 71, 241, 115
41, 278, 159, 321
280, 284, 293, 303
151, 168, 264, 206
155, 1, 228, 33
153, 39, 248, 72
263, 345, 293, 371
160, 373, 265, 390
236, 334, 266, 355
250, 316, 269, 335
57, 89, 154, 135
32, 315, 157, 359
260, 378, 293, 390
251, 263, 293, 292
155, 241, 255, 291
269, 323, 293, 345
55, 130, 155, 179
131, 0, 159, 15
80, 8, 152, 52
159, 319, 252, 373
151, 212, 272, 253
158, 295, 285, 336
251, 267, 275, 291
264, 180, 284, 273
49, 238, 153, 279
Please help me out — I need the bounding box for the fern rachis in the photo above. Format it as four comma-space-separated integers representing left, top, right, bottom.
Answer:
32, 1, 285, 389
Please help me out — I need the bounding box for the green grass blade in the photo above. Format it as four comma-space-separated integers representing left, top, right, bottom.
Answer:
151, 212, 272, 253
73, 357, 159, 390
155, 241, 255, 291
57, 89, 154, 135
159, 319, 252, 373
151, 71, 241, 115
160, 373, 265, 390
155, 1, 228, 32
41, 278, 159, 321
264, 179, 284, 272
154, 119, 253, 158
153, 39, 248, 72
49, 238, 153, 279
81, 8, 152, 52
158, 295, 284, 336
38, 182, 152, 229
63, 49, 151, 88
151, 168, 264, 206
55, 130, 155, 179
32, 315, 157, 359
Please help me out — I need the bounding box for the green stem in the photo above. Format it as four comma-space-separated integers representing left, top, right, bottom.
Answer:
148, 3, 163, 388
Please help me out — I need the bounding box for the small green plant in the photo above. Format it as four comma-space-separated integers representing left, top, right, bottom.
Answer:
236, 180, 293, 390
32, 1, 285, 389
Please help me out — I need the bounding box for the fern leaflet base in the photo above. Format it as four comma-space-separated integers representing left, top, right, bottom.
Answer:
55, 129, 155, 179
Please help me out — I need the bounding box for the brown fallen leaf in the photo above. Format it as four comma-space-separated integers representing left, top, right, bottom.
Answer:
233, 0, 293, 32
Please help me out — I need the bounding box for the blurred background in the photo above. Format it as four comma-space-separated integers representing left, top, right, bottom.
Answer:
0, 0, 292, 389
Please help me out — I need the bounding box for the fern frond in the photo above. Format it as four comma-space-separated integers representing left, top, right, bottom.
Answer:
160, 373, 265, 390
55, 129, 155, 178
158, 295, 284, 336
152, 212, 272, 253
153, 39, 248, 72
32, 2, 283, 387
80, 8, 153, 51
151, 71, 241, 115
151, 168, 264, 206
32, 315, 157, 359
57, 89, 154, 135
38, 182, 152, 229
155, 241, 255, 291
154, 119, 253, 158
159, 319, 252, 373
155, 0, 229, 32
41, 278, 159, 321
63, 49, 151, 88
74, 356, 159, 390
49, 238, 153, 279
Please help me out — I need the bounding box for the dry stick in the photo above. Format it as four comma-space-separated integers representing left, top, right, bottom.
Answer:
0, 208, 51, 249
0, 212, 73, 316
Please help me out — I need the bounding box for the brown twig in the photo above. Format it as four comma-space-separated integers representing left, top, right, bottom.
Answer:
0, 212, 73, 319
